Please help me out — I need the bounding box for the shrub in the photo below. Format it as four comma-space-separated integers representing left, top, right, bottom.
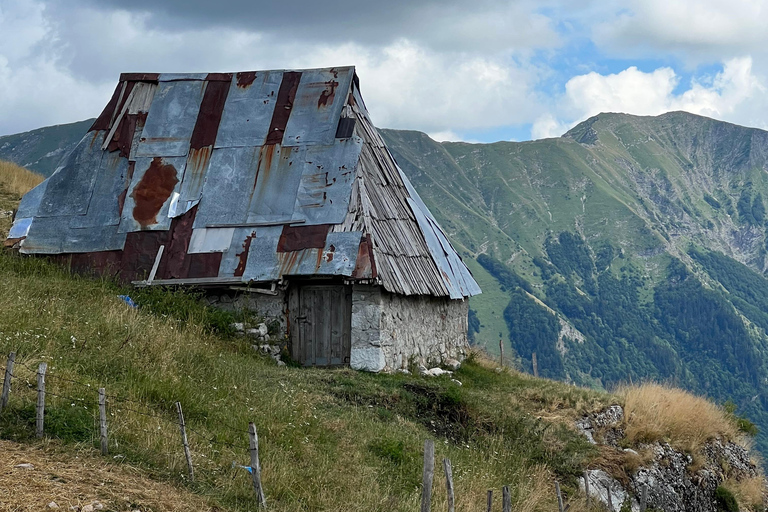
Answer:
715, 486, 739, 512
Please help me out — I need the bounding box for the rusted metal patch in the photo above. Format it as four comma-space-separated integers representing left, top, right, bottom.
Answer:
277, 224, 330, 252
157, 206, 197, 280
265, 72, 302, 145
107, 113, 138, 158
352, 235, 372, 278
121, 230, 170, 282
234, 231, 257, 277
206, 73, 233, 82
119, 73, 160, 82
130, 157, 179, 228
190, 80, 230, 150
89, 83, 123, 132
318, 74, 339, 108
187, 252, 223, 278
236, 71, 257, 89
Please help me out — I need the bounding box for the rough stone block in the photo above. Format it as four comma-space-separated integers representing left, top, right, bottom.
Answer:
350, 347, 385, 372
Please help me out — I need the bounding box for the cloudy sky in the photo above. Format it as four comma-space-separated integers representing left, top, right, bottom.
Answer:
1, 0, 768, 142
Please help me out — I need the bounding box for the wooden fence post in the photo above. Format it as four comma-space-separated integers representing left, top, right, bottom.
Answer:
175, 402, 194, 481
499, 338, 504, 368
36, 362, 47, 438
502, 485, 511, 512
443, 458, 454, 512
98, 388, 108, 456
532, 352, 539, 377
1, 352, 15, 413
421, 439, 435, 512
555, 481, 564, 512
640, 485, 648, 512
248, 422, 267, 507
486, 490, 493, 512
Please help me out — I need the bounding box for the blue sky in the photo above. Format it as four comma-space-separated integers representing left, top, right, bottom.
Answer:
2, 0, 768, 142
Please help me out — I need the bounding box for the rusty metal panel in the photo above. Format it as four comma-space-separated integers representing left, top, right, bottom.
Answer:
240, 226, 283, 282
247, 145, 305, 224
118, 156, 186, 232
70, 151, 130, 228
265, 72, 302, 145
190, 80, 229, 150
218, 226, 278, 279
277, 224, 329, 252
293, 137, 362, 225
36, 131, 105, 217
193, 146, 259, 229
172, 146, 212, 217
134, 80, 205, 157
282, 67, 354, 146
279, 231, 362, 277
90, 82, 124, 132
214, 71, 283, 148
188, 227, 235, 253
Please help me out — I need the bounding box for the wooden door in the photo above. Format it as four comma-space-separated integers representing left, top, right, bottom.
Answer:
292, 285, 351, 367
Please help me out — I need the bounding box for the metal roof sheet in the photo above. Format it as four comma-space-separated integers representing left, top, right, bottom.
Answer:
10, 66, 479, 298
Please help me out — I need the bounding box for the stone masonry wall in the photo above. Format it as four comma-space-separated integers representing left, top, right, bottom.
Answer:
350, 284, 469, 372
205, 289, 288, 339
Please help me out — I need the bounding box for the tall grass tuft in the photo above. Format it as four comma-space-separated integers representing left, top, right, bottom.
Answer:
620, 383, 740, 453
0, 159, 44, 198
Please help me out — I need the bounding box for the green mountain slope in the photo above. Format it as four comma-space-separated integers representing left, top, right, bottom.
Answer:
8, 111, 768, 453
383, 112, 768, 453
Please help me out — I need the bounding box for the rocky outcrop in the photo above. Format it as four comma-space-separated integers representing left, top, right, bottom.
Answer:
577, 405, 764, 512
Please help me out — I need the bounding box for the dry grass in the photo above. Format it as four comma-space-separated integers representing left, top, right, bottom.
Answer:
620, 383, 740, 454
0, 160, 43, 198
0, 439, 215, 511
725, 476, 766, 511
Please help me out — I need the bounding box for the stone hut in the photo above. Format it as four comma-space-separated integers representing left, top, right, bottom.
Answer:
7, 67, 481, 371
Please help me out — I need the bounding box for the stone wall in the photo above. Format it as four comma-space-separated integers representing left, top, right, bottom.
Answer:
350, 284, 469, 372
205, 289, 288, 338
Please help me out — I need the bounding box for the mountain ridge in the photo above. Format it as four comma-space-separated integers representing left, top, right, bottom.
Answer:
7, 111, 768, 452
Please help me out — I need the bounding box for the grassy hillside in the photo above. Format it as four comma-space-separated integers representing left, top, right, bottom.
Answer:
0, 161, 759, 511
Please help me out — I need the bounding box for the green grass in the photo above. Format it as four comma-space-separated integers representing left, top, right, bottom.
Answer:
0, 248, 614, 511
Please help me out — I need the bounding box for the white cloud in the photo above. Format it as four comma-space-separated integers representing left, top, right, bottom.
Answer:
531, 113, 571, 139
534, 57, 767, 140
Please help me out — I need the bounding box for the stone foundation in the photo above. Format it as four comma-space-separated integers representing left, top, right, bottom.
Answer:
350, 285, 469, 372
205, 284, 470, 372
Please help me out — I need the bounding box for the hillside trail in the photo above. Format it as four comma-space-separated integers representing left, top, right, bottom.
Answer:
0, 439, 215, 511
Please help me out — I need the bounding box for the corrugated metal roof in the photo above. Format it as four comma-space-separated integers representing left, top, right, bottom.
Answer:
9, 67, 480, 298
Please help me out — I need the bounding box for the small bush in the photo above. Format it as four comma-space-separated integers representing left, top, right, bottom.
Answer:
715, 486, 739, 512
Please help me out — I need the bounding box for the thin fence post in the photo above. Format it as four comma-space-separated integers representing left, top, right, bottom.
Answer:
640, 485, 648, 512
175, 402, 194, 481
499, 338, 504, 368
532, 352, 539, 377
604, 482, 613, 511
486, 490, 493, 512
1, 352, 15, 413
502, 485, 511, 512
421, 439, 435, 512
583, 471, 590, 507
98, 388, 108, 456
36, 362, 47, 438
443, 458, 454, 512
248, 422, 267, 507
555, 481, 564, 512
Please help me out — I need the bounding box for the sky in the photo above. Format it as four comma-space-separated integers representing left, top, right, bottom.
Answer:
1, 0, 768, 142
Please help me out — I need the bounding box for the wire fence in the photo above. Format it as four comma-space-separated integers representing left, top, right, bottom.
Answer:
0, 351, 268, 507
